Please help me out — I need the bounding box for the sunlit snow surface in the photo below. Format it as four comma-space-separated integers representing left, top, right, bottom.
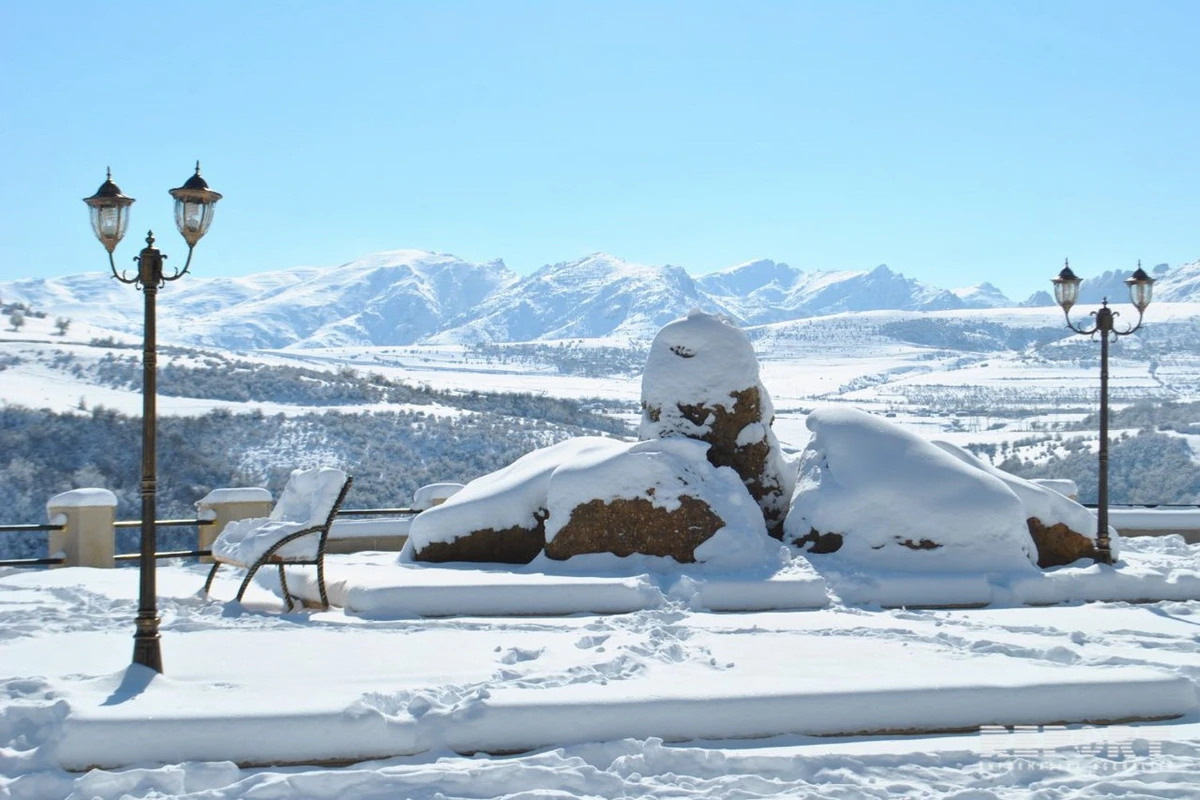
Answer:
2, 546, 1200, 799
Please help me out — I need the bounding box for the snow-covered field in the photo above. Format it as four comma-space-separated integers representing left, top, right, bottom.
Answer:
2, 546, 1199, 799
7, 308, 1196, 464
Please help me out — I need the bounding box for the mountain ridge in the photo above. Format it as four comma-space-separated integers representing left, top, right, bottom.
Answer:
3, 251, 1197, 350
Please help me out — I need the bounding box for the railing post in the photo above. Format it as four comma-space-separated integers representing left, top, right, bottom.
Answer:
47, 489, 117, 568
195, 488, 273, 564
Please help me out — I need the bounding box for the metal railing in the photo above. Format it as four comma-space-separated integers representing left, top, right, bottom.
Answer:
336, 507, 416, 517
0, 518, 216, 568
1082, 503, 1200, 509
0, 522, 67, 567
0, 508, 422, 569
113, 518, 215, 561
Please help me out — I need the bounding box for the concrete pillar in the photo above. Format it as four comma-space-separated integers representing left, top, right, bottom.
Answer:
47, 488, 117, 568
195, 488, 273, 563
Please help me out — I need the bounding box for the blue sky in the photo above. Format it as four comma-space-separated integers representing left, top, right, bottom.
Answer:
2, 1, 1196, 300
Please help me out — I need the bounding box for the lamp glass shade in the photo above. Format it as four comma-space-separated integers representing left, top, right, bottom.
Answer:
169, 164, 222, 247
83, 171, 135, 253
1126, 267, 1154, 312
1052, 266, 1081, 312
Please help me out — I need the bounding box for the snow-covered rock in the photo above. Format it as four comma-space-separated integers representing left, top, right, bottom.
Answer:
640, 311, 795, 537
406, 434, 777, 568
784, 407, 1039, 572
406, 438, 625, 564
543, 438, 775, 568
933, 441, 1114, 567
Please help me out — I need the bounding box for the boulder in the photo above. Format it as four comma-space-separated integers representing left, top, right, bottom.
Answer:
406, 437, 626, 564
545, 495, 722, 563
1026, 517, 1100, 568
544, 438, 776, 568
639, 311, 795, 538
785, 407, 1040, 572
411, 520, 546, 565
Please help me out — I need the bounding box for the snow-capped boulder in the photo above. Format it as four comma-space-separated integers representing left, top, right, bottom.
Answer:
784, 407, 1039, 572
933, 442, 1114, 568
639, 310, 795, 538
406, 438, 626, 564
543, 438, 774, 567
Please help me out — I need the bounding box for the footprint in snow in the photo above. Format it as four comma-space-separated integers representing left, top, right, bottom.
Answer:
575, 634, 611, 650
500, 646, 544, 665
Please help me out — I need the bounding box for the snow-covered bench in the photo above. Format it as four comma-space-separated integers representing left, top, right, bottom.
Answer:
202, 467, 353, 610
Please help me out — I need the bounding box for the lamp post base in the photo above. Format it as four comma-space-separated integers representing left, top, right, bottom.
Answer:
133, 615, 163, 672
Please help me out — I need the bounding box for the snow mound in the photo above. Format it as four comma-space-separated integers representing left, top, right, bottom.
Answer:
785, 407, 1039, 572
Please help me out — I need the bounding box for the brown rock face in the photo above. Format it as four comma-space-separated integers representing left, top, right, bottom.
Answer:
412, 519, 545, 564
648, 386, 790, 539
1027, 517, 1098, 568
792, 528, 844, 554
545, 495, 724, 563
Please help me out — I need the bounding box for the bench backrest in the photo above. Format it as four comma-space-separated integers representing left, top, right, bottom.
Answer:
269, 467, 350, 527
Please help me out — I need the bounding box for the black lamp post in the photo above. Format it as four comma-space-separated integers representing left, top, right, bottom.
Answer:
1051, 259, 1154, 566
83, 164, 222, 672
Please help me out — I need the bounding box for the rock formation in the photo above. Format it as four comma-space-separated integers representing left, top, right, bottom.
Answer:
639, 310, 795, 538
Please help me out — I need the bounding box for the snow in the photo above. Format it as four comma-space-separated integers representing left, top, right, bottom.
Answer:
45, 488, 117, 510
786, 407, 1040, 572
2, 555, 1200, 797
195, 487, 272, 506
1112, 507, 1200, 531
640, 309, 762, 421
1033, 478, 1080, 498
933, 439, 1112, 553
411, 482, 464, 510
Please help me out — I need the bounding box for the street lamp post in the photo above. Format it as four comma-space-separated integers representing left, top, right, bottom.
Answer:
83, 164, 222, 672
1051, 259, 1154, 566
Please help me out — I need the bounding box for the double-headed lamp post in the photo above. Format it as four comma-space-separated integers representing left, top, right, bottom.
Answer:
83, 164, 222, 672
1051, 259, 1154, 566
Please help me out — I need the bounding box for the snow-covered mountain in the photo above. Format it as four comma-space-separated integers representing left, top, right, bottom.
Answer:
2, 251, 1197, 349
697, 261, 969, 324
427, 254, 736, 344
951, 282, 1013, 309
180, 251, 518, 349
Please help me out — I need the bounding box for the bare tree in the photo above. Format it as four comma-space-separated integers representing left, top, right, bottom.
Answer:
55, 317, 71, 336
8, 310, 24, 332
